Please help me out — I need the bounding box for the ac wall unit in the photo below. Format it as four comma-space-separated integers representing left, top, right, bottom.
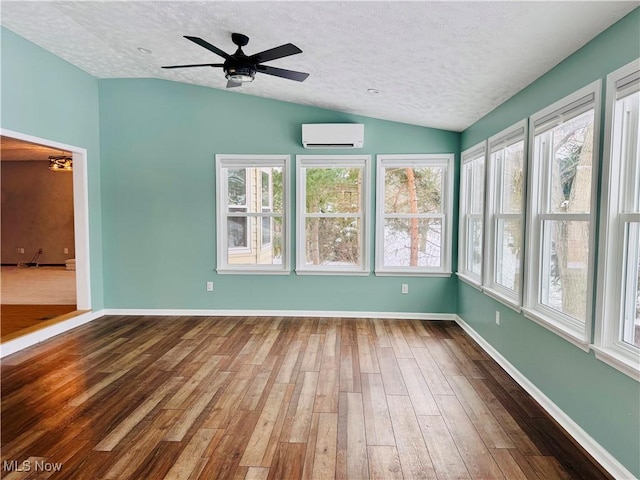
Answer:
302, 123, 364, 149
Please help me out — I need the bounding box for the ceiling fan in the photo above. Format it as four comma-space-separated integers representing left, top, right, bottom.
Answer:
162, 33, 309, 88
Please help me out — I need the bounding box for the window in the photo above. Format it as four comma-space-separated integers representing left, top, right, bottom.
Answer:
216, 155, 290, 273
458, 142, 486, 286
524, 81, 601, 348
484, 121, 527, 308
375, 154, 453, 275
594, 59, 640, 380
296, 155, 371, 274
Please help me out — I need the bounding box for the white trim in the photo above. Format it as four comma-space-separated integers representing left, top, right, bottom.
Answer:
458, 141, 487, 283
594, 59, 640, 381
375, 154, 454, 275
215, 154, 291, 273
483, 120, 527, 307
103, 309, 456, 321
524, 80, 601, 347
296, 154, 371, 274
374, 271, 452, 277
522, 307, 590, 352
454, 315, 637, 480
0, 310, 104, 358
1, 128, 92, 311
482, 286, 523, 313
456, 273, 483, 291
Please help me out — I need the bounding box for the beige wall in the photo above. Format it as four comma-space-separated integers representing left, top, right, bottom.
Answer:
1, 161, 74, 264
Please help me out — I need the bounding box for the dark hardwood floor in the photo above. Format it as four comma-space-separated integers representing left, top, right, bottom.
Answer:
1, 304, 78, 342
0, 315, 612, 479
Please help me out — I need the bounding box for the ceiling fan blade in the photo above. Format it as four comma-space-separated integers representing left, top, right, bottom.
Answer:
162, 63, 224, 69
226, 80, 242, 88
256, 65, 309, 82
184, 36, 231, 60
248, 43, 302, 64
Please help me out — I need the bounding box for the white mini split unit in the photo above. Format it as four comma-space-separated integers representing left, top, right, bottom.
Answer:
302, 123, 364, 149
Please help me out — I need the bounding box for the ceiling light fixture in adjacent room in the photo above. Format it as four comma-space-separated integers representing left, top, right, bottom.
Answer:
137, 47, 152, 54
49, 155, 73, 172
367, 88, 380, 94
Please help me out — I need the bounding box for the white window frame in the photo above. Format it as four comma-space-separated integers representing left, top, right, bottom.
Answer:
296, 155, 371, 275
215, 154, 291, 274
261, 169, 273, 248
484, 120, 528, 310
375, 154, 454, 276
458, 142, 487, 287
593, 59, 640, 381
523, 81, 601, 350
227, 167, 251, 253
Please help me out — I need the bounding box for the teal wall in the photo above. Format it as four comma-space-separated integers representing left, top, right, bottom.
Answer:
0, 27, 104, 309
99, 79, 459, 312
459, 8, 640, 477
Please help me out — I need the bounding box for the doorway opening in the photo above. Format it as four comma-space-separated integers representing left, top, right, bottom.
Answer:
1, 131, 91, 342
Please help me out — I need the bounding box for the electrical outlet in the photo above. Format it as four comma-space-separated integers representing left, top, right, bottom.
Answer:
401, 284, 409, 294
16, 247, 24, 254
64, 247, 69, 254
206, 281, 214, 292
495, 311, 500, 326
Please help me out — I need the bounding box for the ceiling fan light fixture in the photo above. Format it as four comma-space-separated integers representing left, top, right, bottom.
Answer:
49, 155, 73, 172
225, 66, 255, 83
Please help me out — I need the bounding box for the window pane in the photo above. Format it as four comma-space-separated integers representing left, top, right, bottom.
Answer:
548, 110, 594, 214
262, 216, 272, 246
305, 167, 361, 214
495, 218, 521, 292
305, 217, 360, 266
470, 159, 485, 214
540, 220, 589, 322
384, 167, 442, 214
500, 141, 524, 214
383, 218, 441, 267
616, 92, 640, 213
262, 171, 271, 208
228, 216, 247, 248
622, 222, 640, 348
466, 217, 483, 276
227, 169, 247, 206
227, 216, 283, 265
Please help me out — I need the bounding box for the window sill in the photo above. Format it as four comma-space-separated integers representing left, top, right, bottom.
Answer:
482, 287, 522, 313
216, 268, 291, 275
522, 307, 590, 352
374, 270, 452, 278
591, 344, 640, 382
295, 269, 370, 276
456, 273, 482, 291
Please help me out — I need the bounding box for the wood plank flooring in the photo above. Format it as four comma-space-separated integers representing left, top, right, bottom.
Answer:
0, 315, 611, 480
1, 304, 78, 342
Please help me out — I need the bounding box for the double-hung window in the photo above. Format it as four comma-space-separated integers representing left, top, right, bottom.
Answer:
296, 155, 371, 274
458, 142, 486, 286
524, 81, 601, 348
484, 121, 527, 308
594, 59, 640, 380
216, 154, 290, 273
375, 154, 453, 275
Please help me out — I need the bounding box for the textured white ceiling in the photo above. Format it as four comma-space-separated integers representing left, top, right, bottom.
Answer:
1, 1, 636, 131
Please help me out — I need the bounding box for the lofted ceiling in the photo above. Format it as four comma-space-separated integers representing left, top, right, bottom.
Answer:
0, 1, 637, 131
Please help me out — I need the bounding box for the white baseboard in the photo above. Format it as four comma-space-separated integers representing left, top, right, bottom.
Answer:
103, 309, 456, 321
1, 310, 105, 358
454, 315, 636, 480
